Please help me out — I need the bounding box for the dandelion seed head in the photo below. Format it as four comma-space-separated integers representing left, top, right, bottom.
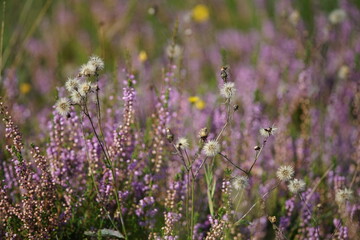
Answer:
220, 82, 236, 100
329, 9, 346, 24
55, 98, 70, 117
232, 176, 249, 191
260, 126, 278, 137
176, 137, 189, 150
65, 77, 80, 92
203, 140, 220, 157
79, 81, 92, 96
70, 91, 82, 104
89, 55, 104, 71
166, 44, 182, 59
276, 165, 294, 181
338, 65, 350, 80
289, 10, 300, 26
335, 188, 353, 204
288, 178, 306, 194
79, 63, 96, 77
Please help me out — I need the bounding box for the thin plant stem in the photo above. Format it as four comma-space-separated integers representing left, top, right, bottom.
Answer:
218, 152, 248, 175
235, 182, 280, 225
248, 136, 269, 175
82, 99, 128, 239
79, 114, 119, 232
195, 157, 208, 178
190, 176, 195, 240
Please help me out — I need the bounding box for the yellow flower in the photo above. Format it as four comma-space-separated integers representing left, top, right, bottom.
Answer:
188, 96, 200, 103
188, 96, 206, 110
195, 100, 205, 110
138, 50, 148, 62
192, 4, 209, 23
20, 83, 31, 94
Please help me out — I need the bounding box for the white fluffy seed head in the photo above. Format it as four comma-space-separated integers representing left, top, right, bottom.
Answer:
166, 44, 182, 59
65, 77, 80, 92
203, 140, 220, 157
89, 55, 104, 71
79, 82, 92, 96
79, 63, 96, 77
329, 9, 346, 24
70, 91, 82, 104
232, 176, 249, 191
220, 82, 236, 100
260, 127, 278, 137
176, 137, 189, 150
288, 178, 306, 194
55, 98, 70, 116
335, 188, 353, 204
276, 165, 294, 181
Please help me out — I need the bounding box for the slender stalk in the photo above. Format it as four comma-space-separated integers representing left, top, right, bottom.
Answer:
248, 136, 269, 175
80, 114, 119, 231
235, 182, 280, 225
218, 152, 248, 175
195, 157, 208, 178
190, 176, 195, 240
82, 99, 128, 239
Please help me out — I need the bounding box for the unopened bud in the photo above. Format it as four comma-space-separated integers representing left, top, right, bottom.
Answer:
166, 128, 174, 143
198, 127, 208, 141
268, 216, 276, 223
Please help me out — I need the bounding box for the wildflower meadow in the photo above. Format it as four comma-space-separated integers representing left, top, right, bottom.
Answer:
0, 0, 359, 239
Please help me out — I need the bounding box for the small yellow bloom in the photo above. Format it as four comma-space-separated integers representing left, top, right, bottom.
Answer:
195, 100, 205, 110
138, 50, 148, 62
188, 96, 200, 103
188, 96, 206, 110
20, 83, 31, 94
192, 4, 209, 23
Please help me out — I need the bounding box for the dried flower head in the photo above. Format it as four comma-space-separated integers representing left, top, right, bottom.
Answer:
198, 127, 209, 141
220, 82, 236, 100
89, 55, 104, 71
70, 91, 82, 104
289, 10, 300, 26
203, 140, 220, 157
176, 137, 189, 150
232, 175, 249, 191
260, 126, 278, 137
335, 188, 353, 204
276, 165, 294, 181
166, 44, 182, 59
65, 77, 80, 92
55, 98, 71, 116
79, 63, 96, 77
329, 9, 346, 24
338, 65, 350, 79
288, 178, 306, 194
79, 81, 92, 96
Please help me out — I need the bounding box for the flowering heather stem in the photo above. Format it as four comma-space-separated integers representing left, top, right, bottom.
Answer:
298, 193, 320, 238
